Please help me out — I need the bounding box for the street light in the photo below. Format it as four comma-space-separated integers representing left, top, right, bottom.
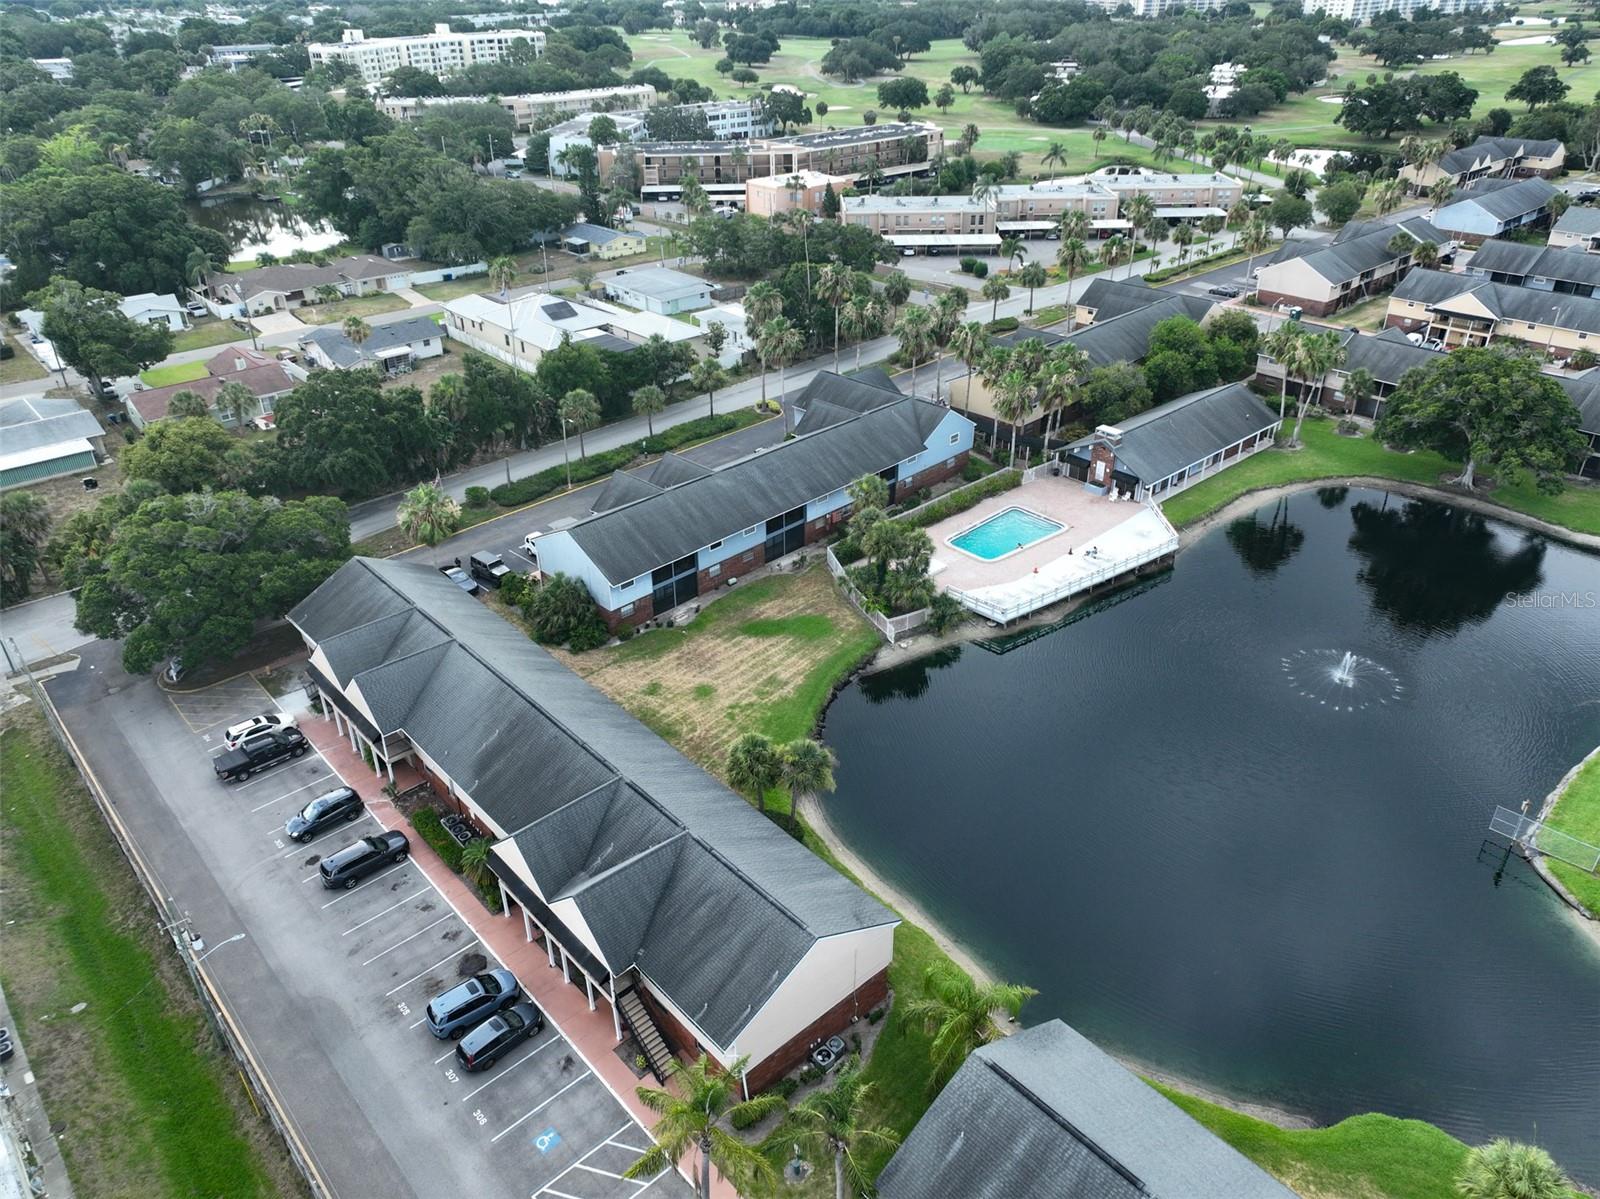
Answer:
194, 932, 247, 963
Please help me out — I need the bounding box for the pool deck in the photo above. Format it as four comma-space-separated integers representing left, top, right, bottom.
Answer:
928, 476, 1179, 620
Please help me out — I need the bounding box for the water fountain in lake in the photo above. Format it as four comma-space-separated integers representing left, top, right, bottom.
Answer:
1281, 649, 1404, 712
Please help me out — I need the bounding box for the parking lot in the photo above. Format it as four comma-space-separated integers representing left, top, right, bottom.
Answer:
52, 652, 689, 1199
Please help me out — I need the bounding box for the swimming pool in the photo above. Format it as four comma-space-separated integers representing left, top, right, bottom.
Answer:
949, 506, 1065, 560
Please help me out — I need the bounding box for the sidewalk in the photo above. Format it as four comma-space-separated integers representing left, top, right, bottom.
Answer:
299, 712, 736, 1199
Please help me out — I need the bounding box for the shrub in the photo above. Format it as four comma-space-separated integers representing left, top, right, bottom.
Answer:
970, 260, 989, 278
984, 315, 1018, 334
522, 572, 609, 650
640, 409, 764, 454
463, 485, 491, 508
867, 1006, 885, 1024
410, 807, 464, 872
774, 1076, 800, 1099
498, 572, 528, 607
926, 590, 967, 634
615, 623, 635, 641
902, 469, 1022, 527
1569, 348, 1598, 370
476, 880, 503, 913
798, 1064, 823, 1085
961, 457, 996, 481
958, 256, 978, 274
730, 1105, 766, 1130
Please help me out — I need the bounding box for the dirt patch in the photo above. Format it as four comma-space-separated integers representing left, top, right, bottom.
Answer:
379, 341, 456, 393
556, 566, 877, 772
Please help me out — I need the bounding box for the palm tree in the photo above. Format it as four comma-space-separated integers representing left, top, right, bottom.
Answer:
1428, 176, 1454, 210
558, 388, 600, 484
167, 390, 211, 420
1226, 198, 1253, 248
975, 347, 1013, 449
488, 253, 520, 369
1171, 223, 1196, 269
894, 305, 935, 396
1018, 261, 1047, 314
773, 1061, 900, 1199
1042, 341, 1088, 445
460, 838, 492, 886
745, 283, 783, 407
902, 963, 1038, 1091
787, 208, 816, 292
1410, 240, 1440, 271
690, 358, 725, 418
998, 236, 1025, 274
623, 1055, 784, 1199
342, 316, 372, 361
1122, 193, 1156, 262
961, 123, 981, 153
632, 384, 666, 436
1241, 216, 1273, 284
949, 321, 989, 416
214, 379, 255, 427
727, 732, 783, 814
1289, 331, 1345, 447
1041, 141, 1067, 180
994, 368, 1032, 467
1057, 209, 1089, 244
980, 274, 1011, 323
396, 481, 461, 557
971, 178, 997, 213
1455, 1139, 1572, 1199
1100, 234, 1130, 280
429, 373, 467, 421
759, 316, 803, 412
1261, 324, 1304, 423
882, 271, 912, 314
815, 262, 853, 370
1341, 366, 1375, 418
841, 296, 874, 371
1372, 177, 1406, 217
1055, 239, 1094, 331
778, 738, 836, 831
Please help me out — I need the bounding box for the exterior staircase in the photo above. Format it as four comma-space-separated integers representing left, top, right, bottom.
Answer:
616, 985, 674, 1082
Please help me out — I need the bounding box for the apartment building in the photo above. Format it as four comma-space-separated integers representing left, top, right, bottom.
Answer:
1254, 217, 1450, 317
1399, 135, 1565, 193
1467, 238, 1600, 295
309, 24, 545, 84
1430, 177, 1559, 245
1079, 0, 1225, 15
380, 85, 657, 130
548, 99, 769, 176
744, 170, 852, 217
1385, 266, 1600, 358
1316, 0, 1494, 21
1548, 206, 1600, 253
841, 194, 997, 251
208, 42, 276, 70
612, 122, 943, 201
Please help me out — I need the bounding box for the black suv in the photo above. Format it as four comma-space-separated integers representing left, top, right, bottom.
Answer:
455, 1002, 545, 1071
318, 831, 410, 889
286, 787, 363, 843
214, 727, 308, 782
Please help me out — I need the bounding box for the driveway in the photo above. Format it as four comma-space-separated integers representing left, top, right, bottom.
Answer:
44, 645, 691, 1199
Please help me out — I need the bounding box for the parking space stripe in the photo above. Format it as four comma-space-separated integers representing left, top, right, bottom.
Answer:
358, 913, 455, 965
574, 1162, 643, 1185
542, 1188, 584, 1199
384, 940, 480, 997
238, 755, 327, 791
318, 858, 410, 903
459, 1034, 559, 1102
341, 893, 422, 936
607, 1139, 652, 1156
535, 1123, 646, 1197
631, 1170, 675, 1194
285, 813, 376, 857
433, 1046, 457, 1064
249, 774, 335, 813
490, 1070, 592, 1143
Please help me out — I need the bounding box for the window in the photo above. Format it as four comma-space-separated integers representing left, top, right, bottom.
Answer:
706, 539, 723, 551
949, 432, 960, 445
620, 602, 634, 617
708, 563, 720, 578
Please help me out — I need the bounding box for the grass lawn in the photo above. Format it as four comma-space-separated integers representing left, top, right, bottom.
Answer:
1160, 415, 1600, 537
170, 319, 251, 354
1543, 751, 1600, 917
139, 359, 209, 387
0, 711, 297, 1199
292, 292, 410, 325
2, 334, 49, 384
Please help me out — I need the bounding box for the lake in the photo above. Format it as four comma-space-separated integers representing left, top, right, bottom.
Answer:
184, 194, 343, 260
820, 486, 1600, 1182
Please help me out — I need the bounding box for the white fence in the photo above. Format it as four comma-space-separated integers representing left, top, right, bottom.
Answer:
944, 501, 1181, 625
825, 545, 930, 644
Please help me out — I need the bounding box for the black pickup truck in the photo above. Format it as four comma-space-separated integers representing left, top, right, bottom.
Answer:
214, 726, 309, 782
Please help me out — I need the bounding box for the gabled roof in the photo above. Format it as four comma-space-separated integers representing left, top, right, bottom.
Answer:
1553, 206, 1600, 237
129, 363, 295, 423
289, 559, 898, 1047
1077, 276, 1159, 321
1264, 218, 1446, 286
642, 452, 713, 488
562, 373, 949, 583
1066, 381, 1278, 483
789, 368, 902, 433
1339, 326, 1445, 385
1063, 294, 1216, 367
1438, 177, 1557, 224
205, 255, 401, 301
301, 314, 441, 368
877, 1020, 1299, 1199
205, 346, 276, 375
590, 469, 663, 514
1436, 135, 1564, 176
0, 395, 102, 453
607, 267, 713, 302
1392, 268, 1600, 335
1467, 239, 1600, 288
1555, 371, 1600, 435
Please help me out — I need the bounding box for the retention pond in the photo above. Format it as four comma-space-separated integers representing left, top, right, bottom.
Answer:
821, 486, 1600, 1181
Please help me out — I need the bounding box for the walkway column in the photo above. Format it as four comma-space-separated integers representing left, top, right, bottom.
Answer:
521, 905, 532, 942
585, 974, 595, 1012
348, 722, 358, 753
331, 708, 344, 736
559, 946, 572, 984
610, 993, 622, 1042
543, 926, 556, 968
384, 754, 395, 784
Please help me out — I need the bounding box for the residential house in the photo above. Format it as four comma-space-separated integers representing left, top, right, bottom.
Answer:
1466, 238, 1600, 295
1254, 216, 1449, 316
0, 395, 106, 489
560, 223, 647, 260
532, 371, 974, 629
127, 347, 300, 428
289, 557, 899, 1093
1385, 266, 1600, 358
299, 314, 444, 374
1399, 135, 1565, 193
119, 292, 190, 330
1547, 206, 1600, 252
877, 1019, 1298, 1199
201, 255, 413, 317
441, 291, 702, 373
1430, 177, 1559, 245
1063, 381, 1281, 500
601, 267, 714, 315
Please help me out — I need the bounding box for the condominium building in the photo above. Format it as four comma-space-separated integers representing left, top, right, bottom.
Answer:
548, 99, 769, 176
1081, 0, 1224, 15
745, 170, 854, 218
609, 122, 943, 201
378, 84, 657, 131
841, 194, 998, 252
1399, 135, 1565, 194
207, 42, 276, 70
1314, 0, 1495, 23
308, 23, 545, 84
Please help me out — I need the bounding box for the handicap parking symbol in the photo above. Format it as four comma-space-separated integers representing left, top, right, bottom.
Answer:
533, 1127, 561, 1155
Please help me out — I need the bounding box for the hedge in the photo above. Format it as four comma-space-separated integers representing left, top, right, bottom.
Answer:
410, 806, 463, 872
1144, 245, 1250, 284
901, 469, 1022, 527
640, 409, 764, 454
984, 316, 1020, 334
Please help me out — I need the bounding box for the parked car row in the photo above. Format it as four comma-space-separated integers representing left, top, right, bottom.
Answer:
427, 968, 545, 1070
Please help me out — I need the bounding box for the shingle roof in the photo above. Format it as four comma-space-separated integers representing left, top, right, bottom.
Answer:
789, 368, 902, 433
130, 363, 296, 423
1077, 276, 1159, 321
564, 222, 634, 245
1060, 294, 1216, 367
0, 395, 102, 454
1436, 135, 1563, 176
300, 314, 442, 368
1264, 218, 1446, 286
205, 255, 400, 301
877, 1020, 1299, 1199
289, 558, 898, 1046
564, 374, 947, 583
1553, 206, 1600, 237
1392, 267, 1600, 336
1556, 371, 1600, 435
591, 469, 662, 514
642, 451, 712, 488
1339, 325, 1445, 385
1467, 239, 1600, 288
1066, 381, 1278, 483
1438, 177, 1557, 224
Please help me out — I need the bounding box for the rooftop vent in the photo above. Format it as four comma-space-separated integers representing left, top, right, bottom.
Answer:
1094, 424, 1124, 446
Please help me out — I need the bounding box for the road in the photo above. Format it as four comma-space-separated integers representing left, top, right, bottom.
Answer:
44, 644, 691, 1199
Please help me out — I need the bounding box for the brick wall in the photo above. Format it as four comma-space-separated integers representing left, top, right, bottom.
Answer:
1255, 288, 1340, 317
697, 541, 766, 594
600, 592, 653, 633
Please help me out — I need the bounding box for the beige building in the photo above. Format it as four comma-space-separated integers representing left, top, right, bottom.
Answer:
1548, 206, 1600, 253
1254, 217, 1449, 317
1385, 266, 1600, 358
841, 193, 996, 252
744, 170, 852, 218
1399, 135, 1565, 194
378, 85, 658, 131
